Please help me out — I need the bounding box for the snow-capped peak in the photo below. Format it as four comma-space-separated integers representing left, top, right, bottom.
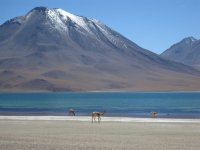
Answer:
27, 7, 94, 33
55, 8, 92, 32
55, 8, 83, 22
189, 36, 197, 42
182, 36, 197, 43
5, 6, 129, 49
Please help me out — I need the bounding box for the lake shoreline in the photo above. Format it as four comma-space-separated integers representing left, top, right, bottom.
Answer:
1, 114, 200, 119
1, 112, 200, 119
1, 116, 200, 123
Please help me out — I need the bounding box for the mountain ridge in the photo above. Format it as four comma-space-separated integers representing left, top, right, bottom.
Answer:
0, 7, 200, 91
161, 36, 200, 68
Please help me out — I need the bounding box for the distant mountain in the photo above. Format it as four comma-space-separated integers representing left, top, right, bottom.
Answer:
0, 7, 200, 91
161, 37, 200, 68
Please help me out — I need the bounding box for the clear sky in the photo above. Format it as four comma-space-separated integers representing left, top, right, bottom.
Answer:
0, 0, 199, 54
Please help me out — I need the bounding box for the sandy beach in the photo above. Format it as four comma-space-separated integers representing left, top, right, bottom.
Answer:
0, 117, 200, 150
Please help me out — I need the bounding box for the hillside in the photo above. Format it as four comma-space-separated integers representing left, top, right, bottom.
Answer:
0, 7, 200, 91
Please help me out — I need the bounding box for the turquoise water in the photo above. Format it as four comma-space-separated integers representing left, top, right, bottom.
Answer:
0, 92, 200, 118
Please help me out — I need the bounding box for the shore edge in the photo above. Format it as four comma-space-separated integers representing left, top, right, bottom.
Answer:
0, 116, 200, 123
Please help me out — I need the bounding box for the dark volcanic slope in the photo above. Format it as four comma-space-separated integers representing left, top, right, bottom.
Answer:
0, 7, 200, 91
161, 37, 200, 68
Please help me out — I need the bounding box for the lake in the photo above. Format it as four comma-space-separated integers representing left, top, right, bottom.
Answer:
0, 92, 200, 118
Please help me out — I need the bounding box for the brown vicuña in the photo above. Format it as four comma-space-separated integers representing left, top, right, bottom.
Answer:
92, 111, 105, 123
151, 112, 158, 117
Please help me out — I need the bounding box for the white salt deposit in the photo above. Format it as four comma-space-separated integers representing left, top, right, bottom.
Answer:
0, 116, 200, 123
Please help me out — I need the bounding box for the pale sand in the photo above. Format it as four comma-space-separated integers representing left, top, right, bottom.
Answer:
0, 117, 200, 150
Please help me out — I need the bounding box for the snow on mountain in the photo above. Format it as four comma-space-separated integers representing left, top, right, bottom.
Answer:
0, 6, 144, 59
0, 7, 200, 91
27, 7, 129, 49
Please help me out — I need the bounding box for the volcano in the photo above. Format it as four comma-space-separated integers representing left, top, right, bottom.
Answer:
0, 7, 200, 91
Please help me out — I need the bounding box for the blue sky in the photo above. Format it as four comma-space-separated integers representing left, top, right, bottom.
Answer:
0, 0, 199, 54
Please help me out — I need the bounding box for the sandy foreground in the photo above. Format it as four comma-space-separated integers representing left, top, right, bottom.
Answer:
0, 117, 200, 150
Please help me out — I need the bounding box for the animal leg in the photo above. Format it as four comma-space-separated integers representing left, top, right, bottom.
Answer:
94, 117, 97, 122
98, 116, 101, 123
